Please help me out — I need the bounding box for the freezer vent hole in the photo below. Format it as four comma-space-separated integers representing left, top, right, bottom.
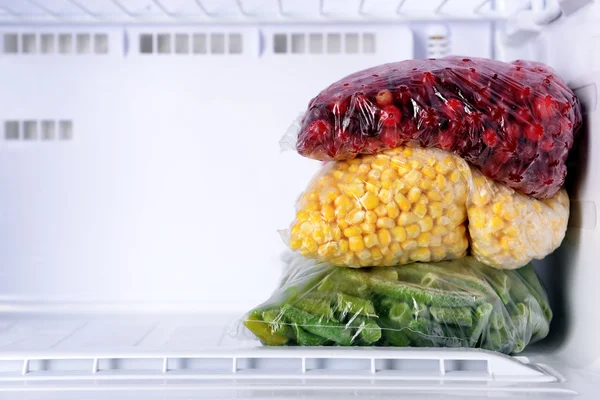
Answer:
274, 32, 375, 54
3, 120, 72, 141
139, 33, 243, 55
3, 33, 109, 54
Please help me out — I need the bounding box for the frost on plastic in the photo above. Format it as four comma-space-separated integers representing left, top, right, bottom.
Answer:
293, 56, 582, 199
287, 146, 568, 269
242, 255, 552, 354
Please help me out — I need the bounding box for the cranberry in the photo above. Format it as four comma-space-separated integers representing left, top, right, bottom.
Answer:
482, 128, 499, 147
524, 123, 544, 142
540, 137, 555, 151
515, 86, 531, 103
376, 90, 394, 106
396, 85, 412, 104
438, 131, 456, 150
328, 96, 349, 115
419, 108, 439, 129
533, 95, 558, 120
444, 98, 463, 115
380, 105, 402, 127
515, 107, 533, 122
381, 128, 400, 148
306, 120, 331, 142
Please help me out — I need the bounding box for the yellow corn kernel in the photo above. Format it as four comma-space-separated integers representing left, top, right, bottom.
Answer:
492, 201, 503, 215
305, 202, 319, 212
322, 204, 335, 221
406, 224, 421, 239
338, 220, 349, 229
437, 216, 451, 226
367, 169, 381, 181
338, 239, 349, 253
422, 166, 436, 180
335, 162, 348, 171
443, 191, 454, 204
360, 222, 376, 234
449, 170, 461, 183
449, 205, 466, 226
430, 246, 446, 260
418, 216, 434, 233
427, 191, 442, 201
349, 236, 365, 252
434, 160, 452, 175
320, 188, 340, 204
435, 175, 446, 190
398, 211, 419, 225
290, 224, 301, 237
364, 233, 379, 248
365, 181, 380, 194
357, 248, 372, 261
500, 236, 511, 250
409, 159, 422, 170
290, 239, 302, 250
413, 203, 428, 218
443, 232, 458, 245
425, 157, 437, 167
374, 204, 388, 217
407, 187, 421, 203
296, 210, 310, 223
361, 192, 380, 210
365, 211, 377, 224
418, 196, 429, 205
333, 170, 344, 180
322, 225, 334, 241
501, 206, 518, 221
313, 228, 326, 244
405, 170, 422, 186
386, 203, 400, 219
417, 232, 431, 247
307, 191, 320, 202
402, 147, 413, 157
389, 242, 402, 255
534, 201, 544, 213
381, 168, 398, 183
432, 225, 448, 236
343, 183, 365, 198
391, 226, 407, 242
300, 221, 314, 235
302, 238, 318, 253
378, 229, 392, 247
371, 247, 383, 260
490, 215, 505, 231
348, 164, 359, 173
429, 235, 442, 247
472, 188, 491, 207
376, 217, 395, 229
347, 210, 366, 225
397, 163, 411, 176
428, 202, 443, 219
419, 179, 433, 191
394, 193, 411, 212
402, 240, 418, 251
318, 242, 338, 257
335, 195, 353, 210
410, 248, 431, 262
379, 189, 393, 204
343, 226, 362, 237
469, 208, 486, 229
392, 180, 407, 194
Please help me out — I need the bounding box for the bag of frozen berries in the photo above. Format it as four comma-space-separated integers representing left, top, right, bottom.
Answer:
285, 56, 582, 199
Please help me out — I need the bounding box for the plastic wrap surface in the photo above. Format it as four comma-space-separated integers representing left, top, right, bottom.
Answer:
287, 147, 568, 269
291, 57, 582, 199
242, 256, 552, 354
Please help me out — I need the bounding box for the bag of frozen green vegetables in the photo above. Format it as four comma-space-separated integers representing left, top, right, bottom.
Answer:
242, 255, 551, 354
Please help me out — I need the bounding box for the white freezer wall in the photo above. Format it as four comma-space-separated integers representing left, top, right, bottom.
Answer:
0, 19, 494, 311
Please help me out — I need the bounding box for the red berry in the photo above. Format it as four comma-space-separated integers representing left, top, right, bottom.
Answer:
396, 85, 412, 104
524, 123, 544, 142
540, 138, 555, 151
493, 150, 511, 164
380, 105, 402, 127
558, 117, 573, 133
306, 120, 331, 142
376, 90, 394, 106
533, 95, 558, 120
504, 123, 522, 151
482, 128, 499, 147
444, 98, 463, 115
419, 108, 439, 128
515, 86, 531, 103
381, 128, 400, 148
515, 107, 532, 122
438, 131, 456, 150
328, 95, 349, 115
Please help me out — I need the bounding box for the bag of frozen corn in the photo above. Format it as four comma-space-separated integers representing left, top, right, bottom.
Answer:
287, 146, 568, 269
242, 255, 552, 354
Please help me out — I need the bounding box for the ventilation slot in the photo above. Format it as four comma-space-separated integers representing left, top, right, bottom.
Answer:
28, 359, 92, 374
3, 120, 72, 142
375, 359, 441, 375
305, 358, 371, 372
2, 33, 109, 55
236, 358, 301, 373
443, 359, 489, 375
167, 358, 230, 373
97, 358, 162, 372
139, 33, 243, 55
274, 32, 376, 54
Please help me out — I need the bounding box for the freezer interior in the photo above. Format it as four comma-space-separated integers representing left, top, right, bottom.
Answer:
0, 0, 598, 398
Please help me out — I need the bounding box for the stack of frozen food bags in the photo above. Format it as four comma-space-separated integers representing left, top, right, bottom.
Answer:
243, 56, 582, 354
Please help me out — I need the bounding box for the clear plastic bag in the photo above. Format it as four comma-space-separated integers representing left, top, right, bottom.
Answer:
290, 57, 582, 199
242, 255, 552, 354
287, 146, 568, 269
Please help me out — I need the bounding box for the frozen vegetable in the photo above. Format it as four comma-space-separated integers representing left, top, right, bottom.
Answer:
242, 255, 552, 354
287, 146, 569, 269
289, 56, 581, 199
